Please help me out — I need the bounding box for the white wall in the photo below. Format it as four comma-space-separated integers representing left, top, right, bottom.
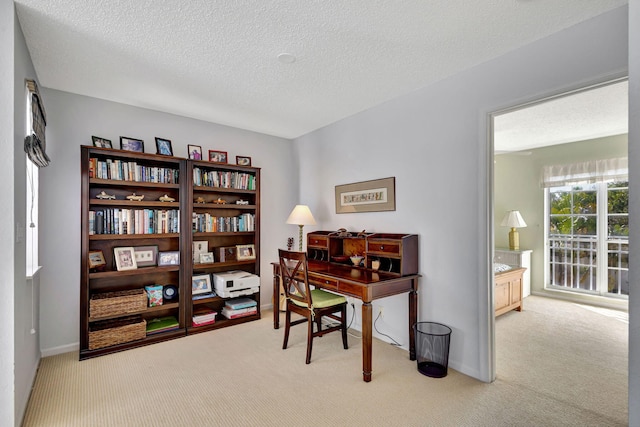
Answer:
627, 0, 640, 424
495, 134, 628, 308
13, 11, 41, 426
0, 0, 15, 424
38, 89, 296, 353
294, 7, 629, 381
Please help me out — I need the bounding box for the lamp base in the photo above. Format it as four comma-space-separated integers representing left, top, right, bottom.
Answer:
508, 228, 520, 251
298, 225, 304, 252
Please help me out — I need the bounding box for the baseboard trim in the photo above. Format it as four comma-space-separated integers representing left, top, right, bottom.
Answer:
41, 342, 79, 357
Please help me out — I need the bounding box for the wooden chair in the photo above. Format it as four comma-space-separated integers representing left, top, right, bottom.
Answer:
278, 249, 348, 364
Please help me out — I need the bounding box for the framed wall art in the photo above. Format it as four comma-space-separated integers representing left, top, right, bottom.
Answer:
335, 177, 396, 214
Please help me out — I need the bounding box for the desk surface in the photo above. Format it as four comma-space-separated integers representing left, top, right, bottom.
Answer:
304, 259, 401, 284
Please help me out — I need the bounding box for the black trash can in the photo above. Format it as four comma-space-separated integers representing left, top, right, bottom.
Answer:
413, 322, 452, 378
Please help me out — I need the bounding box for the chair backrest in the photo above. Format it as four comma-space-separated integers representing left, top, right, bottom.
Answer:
278, 249, 312, 308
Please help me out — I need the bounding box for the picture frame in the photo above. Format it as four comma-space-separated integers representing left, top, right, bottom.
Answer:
113, 246, 138, 271
120, 136, 145, 153
133, 245, 159, 267
155, 137, 173, 156
335, 177, 396, 214
192, 274, 212, 295
236, 244, 256, 261
158, 251, 180, 266
200, 252, 214, 264
193, 240, 209, 263
208, 150, 228, 163
236, 155, 252, 166
91, 136, 112, 149
88, 250, 106, 269
188, 144, 203, 160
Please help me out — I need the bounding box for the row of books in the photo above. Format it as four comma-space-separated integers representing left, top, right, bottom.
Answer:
89, 158, 179, 184
193, 168, 256, 190
221, 297, 257, 319
89, 208, 180, 235
191, 213, 255, 233
192, 308, 217, 327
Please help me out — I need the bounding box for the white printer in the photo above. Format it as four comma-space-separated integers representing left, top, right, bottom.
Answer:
212, 270, 260, 298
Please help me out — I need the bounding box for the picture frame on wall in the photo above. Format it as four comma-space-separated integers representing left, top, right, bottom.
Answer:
113, 246, 138, 271
120, 136, 145, 153
192, 274, 212, 296
208, 150, 228, 163
188, 144, 203, 160
335, 177, 396, 214
91, 136, 112, 149
236, 156, 252, 166
155, 137, 173, 156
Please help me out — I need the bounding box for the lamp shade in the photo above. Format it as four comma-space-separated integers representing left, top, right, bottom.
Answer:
500, 210, 527, 228
286, 205, 316, 226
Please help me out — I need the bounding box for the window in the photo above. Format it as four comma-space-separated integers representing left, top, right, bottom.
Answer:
546, 180, 628, 297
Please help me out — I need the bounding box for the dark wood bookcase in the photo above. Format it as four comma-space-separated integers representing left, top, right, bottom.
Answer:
79, 146, 261, 359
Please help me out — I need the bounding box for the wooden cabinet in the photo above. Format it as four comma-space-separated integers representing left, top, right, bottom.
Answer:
495, 248, 532, 297
495, 267, 525, 317
80, 146, 188, 359
80, 147, 261, 359
186, 160, 261, 334
307, 230, 418, 276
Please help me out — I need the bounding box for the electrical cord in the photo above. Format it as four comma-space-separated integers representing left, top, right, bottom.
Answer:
374, 311, 402, 347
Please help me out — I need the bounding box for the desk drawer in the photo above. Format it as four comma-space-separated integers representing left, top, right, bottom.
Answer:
310, 275, 338, 291
367, 240, 400, 256
308, 236, 328, 248
338, 281, 363, 298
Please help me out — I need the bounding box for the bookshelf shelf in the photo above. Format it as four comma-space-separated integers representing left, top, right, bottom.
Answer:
89, 302, 180, 322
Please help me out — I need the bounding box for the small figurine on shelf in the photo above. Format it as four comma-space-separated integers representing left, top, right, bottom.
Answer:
287, 237, 294, 251
213, 198, 227, 204
195, 196, 206, 204
96, 191, 116, 200
236, 199, 249, 205
159, 194, 175, 202
337, 228, 351, 237
126, 193, 144, 201
357, 230, 367, 237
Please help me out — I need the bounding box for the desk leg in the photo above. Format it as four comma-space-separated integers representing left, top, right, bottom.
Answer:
273, 271, 280, 329
409, 281, 418, 360
362, 302, 372, 382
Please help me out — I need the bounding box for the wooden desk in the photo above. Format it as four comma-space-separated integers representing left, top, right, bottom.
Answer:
272, 260, 419, 382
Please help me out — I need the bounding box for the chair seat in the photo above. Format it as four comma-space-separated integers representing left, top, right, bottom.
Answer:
291, 289, 347, 309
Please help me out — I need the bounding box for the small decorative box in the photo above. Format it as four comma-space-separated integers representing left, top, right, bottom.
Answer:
144, 285, 163, 307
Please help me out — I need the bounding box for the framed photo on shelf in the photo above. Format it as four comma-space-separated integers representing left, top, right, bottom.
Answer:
88, 250, 106, 269
192, 274, 212, 295
133, 245, 158, 267
155, 137, 173, 156
120, 136, 145, 153
91, 136, 112, 149
193, 240, 209, 263
113, 247, 138, 271
236, 155, 251, 166
236, 244, 256, 261
208, 150, 228, 163
200, 252, 214, 264
188, 144, 203, 160
158, 251, 180, 266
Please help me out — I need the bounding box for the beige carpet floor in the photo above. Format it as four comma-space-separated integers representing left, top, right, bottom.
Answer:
22, 296, 628, 426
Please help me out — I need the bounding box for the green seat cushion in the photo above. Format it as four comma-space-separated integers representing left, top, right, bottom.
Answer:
291, 289, 346, 309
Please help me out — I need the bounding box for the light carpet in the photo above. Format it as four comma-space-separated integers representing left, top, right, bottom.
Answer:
22, 296, 627, 426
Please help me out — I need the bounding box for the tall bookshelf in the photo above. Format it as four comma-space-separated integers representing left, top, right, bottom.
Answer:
79, 146, 261, 359
186, 159, 261, 334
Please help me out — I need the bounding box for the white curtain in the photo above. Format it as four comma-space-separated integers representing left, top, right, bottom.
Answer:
541, 157, 628, 187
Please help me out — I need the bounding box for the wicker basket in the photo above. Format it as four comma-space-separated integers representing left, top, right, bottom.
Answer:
88, 315, 146, 350
90, 289, 147, 318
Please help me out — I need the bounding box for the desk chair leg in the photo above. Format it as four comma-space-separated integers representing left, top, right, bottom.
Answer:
341, 305, 348, 349
282, 307, 291, 350
306, 315, 314, 364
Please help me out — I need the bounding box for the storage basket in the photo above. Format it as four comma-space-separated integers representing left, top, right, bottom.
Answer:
88, 315, 146, 350
90, 289, 147, 318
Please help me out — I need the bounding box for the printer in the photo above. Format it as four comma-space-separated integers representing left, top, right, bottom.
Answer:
212, 270, 260, 298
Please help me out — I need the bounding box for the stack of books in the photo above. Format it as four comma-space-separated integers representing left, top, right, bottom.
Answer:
221, 297, 258, 319
192, 308, 217, 327
146, 316, 179, 335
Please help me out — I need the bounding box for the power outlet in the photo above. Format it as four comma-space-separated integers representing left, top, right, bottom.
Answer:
378, 305, 384, 318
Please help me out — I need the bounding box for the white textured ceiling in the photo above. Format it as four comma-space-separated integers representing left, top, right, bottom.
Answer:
15, 0, 627, 139
494, 80, 629, 153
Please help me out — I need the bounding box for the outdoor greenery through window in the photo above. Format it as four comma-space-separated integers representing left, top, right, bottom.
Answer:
548, 180, 628, 296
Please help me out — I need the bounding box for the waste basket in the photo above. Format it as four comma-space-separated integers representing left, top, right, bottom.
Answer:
413, 322, 452, 378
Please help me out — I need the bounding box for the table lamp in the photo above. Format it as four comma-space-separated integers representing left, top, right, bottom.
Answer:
286, 205, 316, 251
500, 210, 527, 251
